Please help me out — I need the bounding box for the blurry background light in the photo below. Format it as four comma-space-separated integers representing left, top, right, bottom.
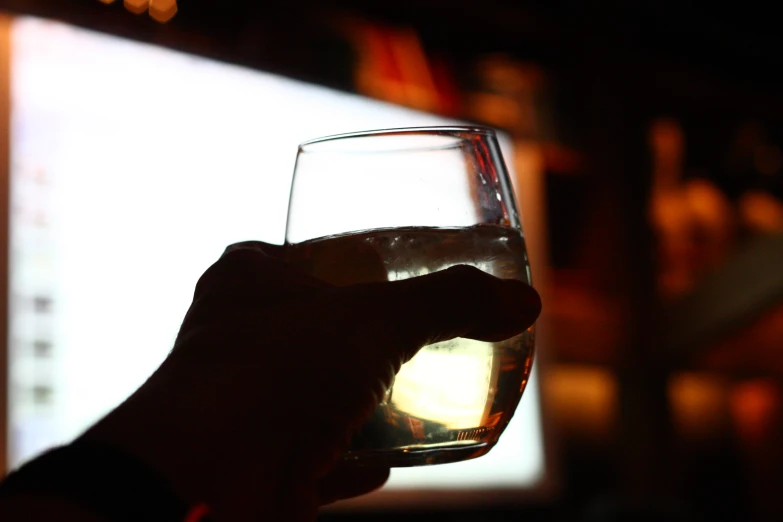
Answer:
123, 0, 149, 15
101, 0, 178, 22
149, 0, 177, 23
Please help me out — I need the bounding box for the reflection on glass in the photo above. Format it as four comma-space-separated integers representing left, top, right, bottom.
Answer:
391, 338, 495, 430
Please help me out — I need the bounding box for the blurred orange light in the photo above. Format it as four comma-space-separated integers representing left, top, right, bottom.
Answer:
739, 190, 783, 233
350, 23, 457, 115
669, 373, 729, 440
99, 0, 178, 22
730, 380, 781, 444
544, 365, 617, 441
123, 0, 149, 14
150, 0, 178, 23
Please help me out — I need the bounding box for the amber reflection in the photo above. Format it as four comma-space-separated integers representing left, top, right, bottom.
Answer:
97, 0, 178, 23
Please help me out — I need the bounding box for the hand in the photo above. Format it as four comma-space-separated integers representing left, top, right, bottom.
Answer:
82, 241, 541, 522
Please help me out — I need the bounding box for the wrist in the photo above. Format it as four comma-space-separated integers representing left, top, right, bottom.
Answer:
80, 380, 216, 508
80, 366, 297, 519
0, 440, 201, 522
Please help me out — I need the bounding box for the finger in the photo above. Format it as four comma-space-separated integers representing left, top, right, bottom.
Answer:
344, 264, 541, 361
317, 465, 390, 505
208, 240, 334, 294
176, 243, 325, 338
223, 240, 285, 259
195, 241, 327, 298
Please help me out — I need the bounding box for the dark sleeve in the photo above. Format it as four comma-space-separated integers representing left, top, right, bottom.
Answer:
0, 440, 213, 522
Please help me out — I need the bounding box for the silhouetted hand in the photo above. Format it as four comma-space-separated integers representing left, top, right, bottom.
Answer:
82, 241, 541, 522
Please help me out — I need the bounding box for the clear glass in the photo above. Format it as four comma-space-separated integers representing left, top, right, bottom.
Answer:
285, 127, 535, 466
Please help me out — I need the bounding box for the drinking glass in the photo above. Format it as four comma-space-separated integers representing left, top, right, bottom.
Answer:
285, 127, 535, 466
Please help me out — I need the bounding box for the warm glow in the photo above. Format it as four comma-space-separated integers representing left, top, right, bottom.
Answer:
739, 190, 783, 233
123, 0, 149, 14
149, 0, 177, 23
730, 380, 781, 443
649, 117, 685, 190
648, 117, 737, 297
98, 0, 178, 22
669, 372, 729, 440
390, 339, 495, 430
350, 24, 453, 114
544, 365, 617, 440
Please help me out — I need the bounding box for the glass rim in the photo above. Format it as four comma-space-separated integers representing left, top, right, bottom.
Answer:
298, 126, 496, 151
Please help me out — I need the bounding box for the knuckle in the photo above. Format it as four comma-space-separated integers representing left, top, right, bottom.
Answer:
444, 264, 490, 289
217, 246, 267, 269
444, 263, 480, 277
197, 249, 260, 290
443, 264, 493, 304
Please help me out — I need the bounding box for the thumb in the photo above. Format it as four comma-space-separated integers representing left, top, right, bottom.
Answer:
343, 264, 540, 362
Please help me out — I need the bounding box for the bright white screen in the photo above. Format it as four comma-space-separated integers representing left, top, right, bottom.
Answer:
7, 16, 545, 500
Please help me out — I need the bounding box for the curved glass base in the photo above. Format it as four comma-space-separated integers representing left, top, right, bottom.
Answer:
343, 441, 495, 467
